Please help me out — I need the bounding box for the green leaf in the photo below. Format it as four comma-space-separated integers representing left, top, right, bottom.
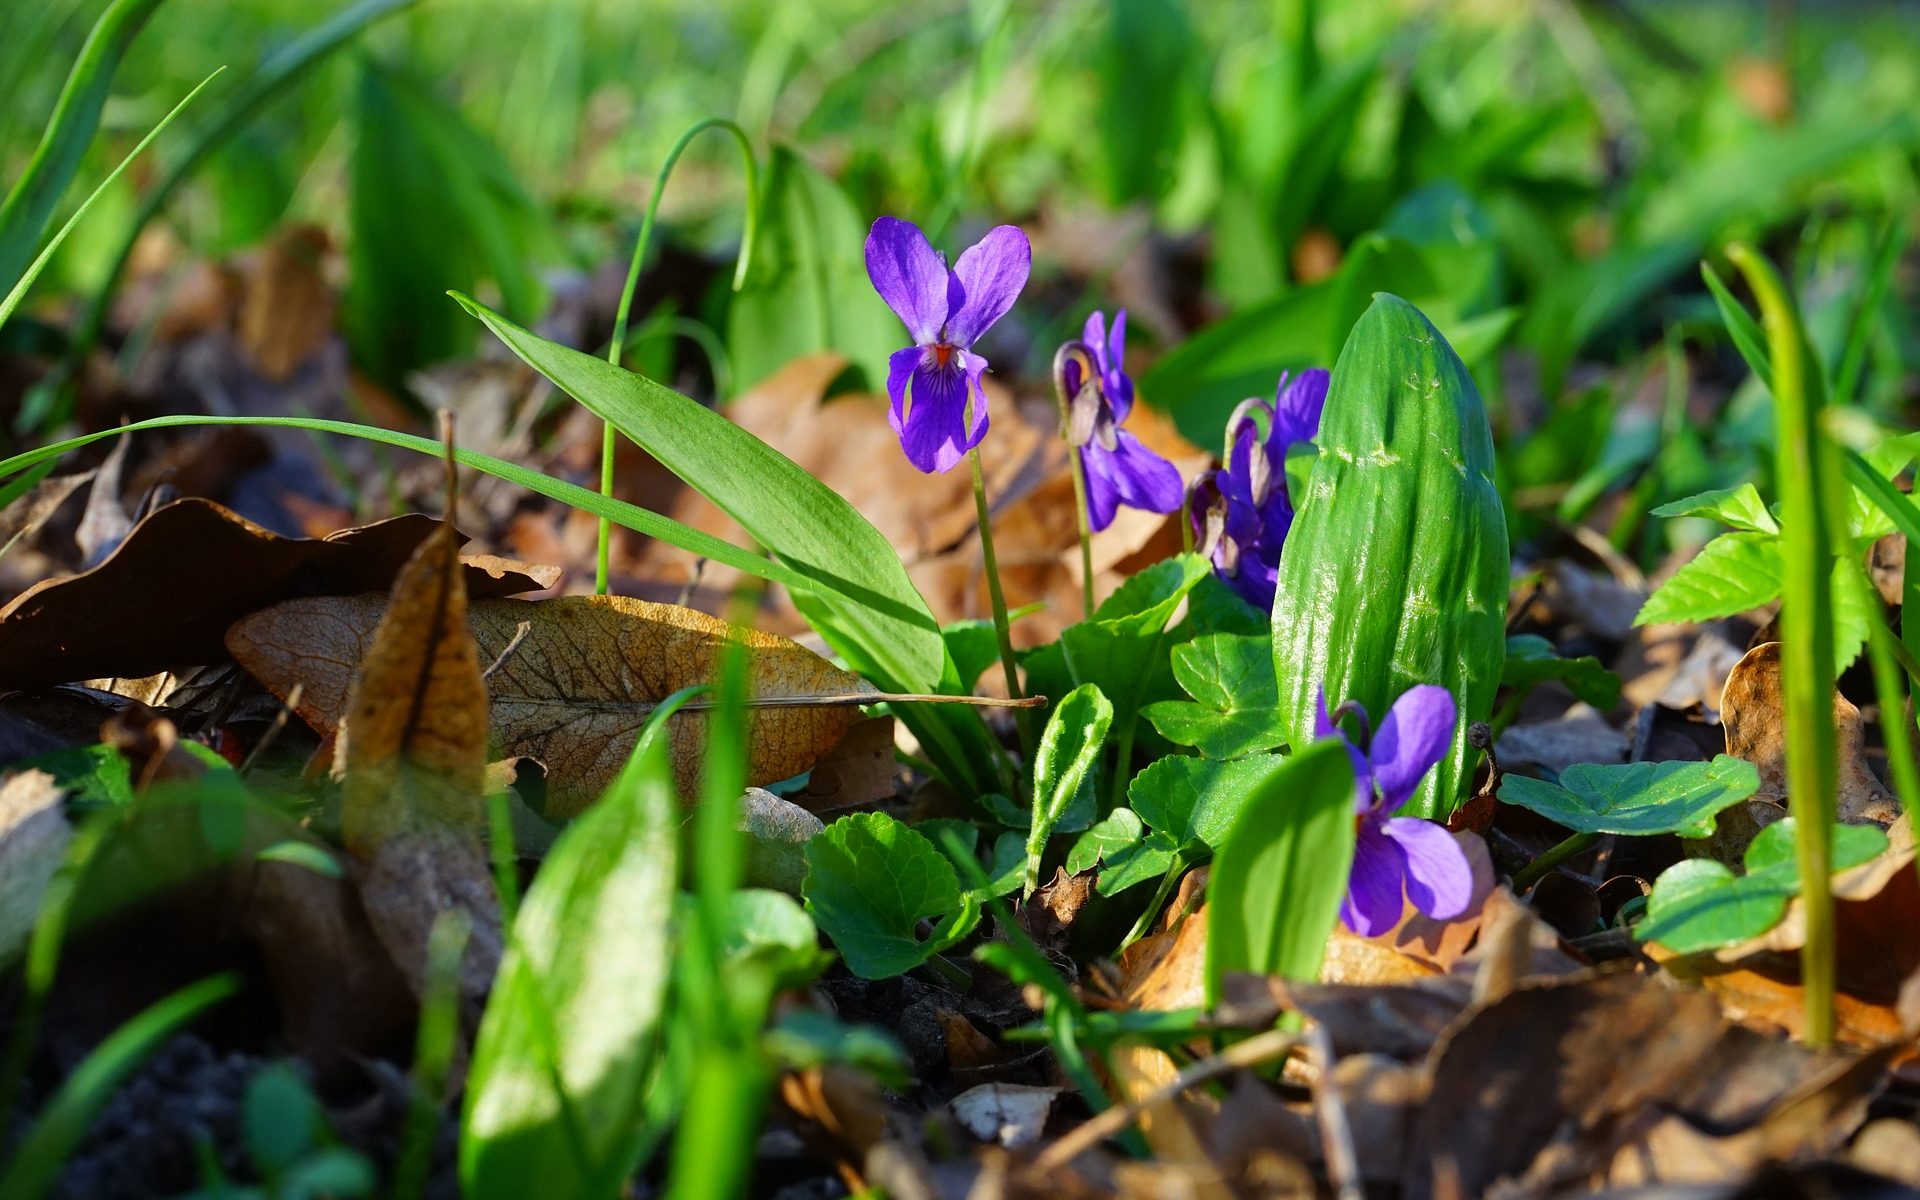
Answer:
1500, 635, 1622, 711
942, 619, 1002, 694
461, 728, 679, 1200
1142, 634, 1287, 758
763, 1009, 912, 1091
984, 831, 1025, 899
709, 889, 833, 990
1204, 739, 1356, 999
1272, 295, 1509, 818
1062, 555, 1208, 731
452, 296, 990, 794
1093, 754, 1291, 897
1066, 808, 1145, 876
1636, 818, 1889, 954
802, 812, 980, 980
1498, 755, 1760, 839
1650, 483, 1778, 535
243, 1063, 320, 1174
1635, 532, 1783, 626
725, 146, 900, 393
1027, 684, 1114, 896
0, 0, 166, 290
348, 60, 550, 387
1701, 262, 1773, 393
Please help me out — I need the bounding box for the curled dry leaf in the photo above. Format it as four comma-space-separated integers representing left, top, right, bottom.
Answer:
1721, 641, 1898, 824
338, 517, 502, 1016
229, 593, 876, 816
0, 498, 554, 690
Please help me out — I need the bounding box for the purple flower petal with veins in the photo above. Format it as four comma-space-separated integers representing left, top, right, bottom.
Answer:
1064, 309, 1183, 532
865, 217, 1030, 474
1312, 684, 1473, 933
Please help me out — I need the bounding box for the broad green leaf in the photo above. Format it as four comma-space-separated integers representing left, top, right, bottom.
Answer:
725, 146, 900, 393
1500, 635, 1622, 711
1497, 755, 1759, 839
1094, 0, 1195, 204
1204, 739, 1356, 999
1635, 532, 1783, 626
1094, 753, 1291, 897
1636, 819, 1888, 954
453, 296, 991, 794
0, 0, 166, 290
348, 60, 550, 387
1062, 555, 1208, 733
802, 812, 980, 980
1650, 484, 1778, 535
984, 831, 1025, 899
942, 619, 1002, 694
1272, 295, 1508, 819
243, 1063, 322, 1174
1027, 684, 1114, 896
1142, 634, 1287, 758
461, 729, 679, 1200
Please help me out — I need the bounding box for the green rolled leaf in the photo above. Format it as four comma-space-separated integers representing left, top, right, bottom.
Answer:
1204, 738, 1356, 999
1497, 755, 1760, 839
1027, 684, 1114, 896
1272, 294, 1509, 818
461, 730, 680, 1200
802, 812, 980, 980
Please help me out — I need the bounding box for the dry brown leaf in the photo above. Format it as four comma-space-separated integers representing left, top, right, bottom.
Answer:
229, 593, 875, 816
339, 518, 502, 1014
0, 498, 550, 689
1722, 641, 1898, 823
785, 714, 899, 813
236, 225, 334, 381
949, 1083, 1061, 1149
0, 770, 72, 964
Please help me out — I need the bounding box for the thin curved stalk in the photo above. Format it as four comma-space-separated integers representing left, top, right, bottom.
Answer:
1727, 242, 1841, 1047
597, 117, 760, 595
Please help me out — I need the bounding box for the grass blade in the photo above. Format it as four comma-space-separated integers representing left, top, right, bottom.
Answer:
0, 974, 238, 1200
0, 0, 167, 288
0, 69, 223, 335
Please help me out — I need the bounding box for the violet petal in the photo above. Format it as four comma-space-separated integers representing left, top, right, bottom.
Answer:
864, 218, 949, 345
1370, 685, 1456, 809
1381, 817, 1474, 921
945, 226, 1031, 346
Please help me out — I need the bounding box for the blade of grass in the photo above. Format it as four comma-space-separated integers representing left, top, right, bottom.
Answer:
598, 118, 759, 594
0, 974, 238, 1200
45, 0, 418, 417
389, 913, 469, 1200
0, 0, 167, 289
0, 69, 224, 335
1727, 242, 1843, 1047
1833, 218, 1909, 408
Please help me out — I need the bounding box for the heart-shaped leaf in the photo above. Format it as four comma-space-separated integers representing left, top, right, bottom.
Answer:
1497, 755, 1760, 839
802, 812, 980, 980
1635, 818, 1888, 953
1142, 634, 1287, 758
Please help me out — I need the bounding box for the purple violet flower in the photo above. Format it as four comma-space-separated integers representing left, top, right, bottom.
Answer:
1188, 369, 1330, 610
1058, 310, 1183, 532
864, 217, 1031, 474
1313, 684, 1474, 937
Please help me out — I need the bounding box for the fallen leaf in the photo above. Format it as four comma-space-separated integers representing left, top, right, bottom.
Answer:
236, 225, 334, 381
1722, 642, 1897, 823
738, 787, 824, 894
339, 518, 503, 1016
229, 593, 876, 816
1495, 704, 1629, 774
949, 1082, 1061, 1149
0, 498, 551, 689
0, 770, 73, 964
785, 714, 899, 813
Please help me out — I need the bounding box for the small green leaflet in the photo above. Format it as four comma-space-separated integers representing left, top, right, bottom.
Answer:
1026, 684, 1114, 896
1635, 534, 1868, 668
1500, 635, 1622, 711
1065, 809, 1145, 877
1142, 634, 1288, 759
1636, 818, 1889, 954
1068, 754, 1287, 896
1649, 484, 1777, 535
1497, 755, 1759, 839
1204, 739, 1357, 1000
802, 812, 981, 980
708, 889, 834, 990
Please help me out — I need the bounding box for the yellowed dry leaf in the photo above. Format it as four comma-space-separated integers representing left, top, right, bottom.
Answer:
229, 593, 876, 816
1721, 641, 1897, 823
338, 519, 501, 1013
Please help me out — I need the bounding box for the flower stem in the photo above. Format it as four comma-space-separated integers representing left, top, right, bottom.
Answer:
1066, 447, 1096, 620
1729, 242, 1840, 1048
1511, 831, 1599, 892
970, 446, 1033, 761
598, 117, 760, 595
1117, 856, 1189, 953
